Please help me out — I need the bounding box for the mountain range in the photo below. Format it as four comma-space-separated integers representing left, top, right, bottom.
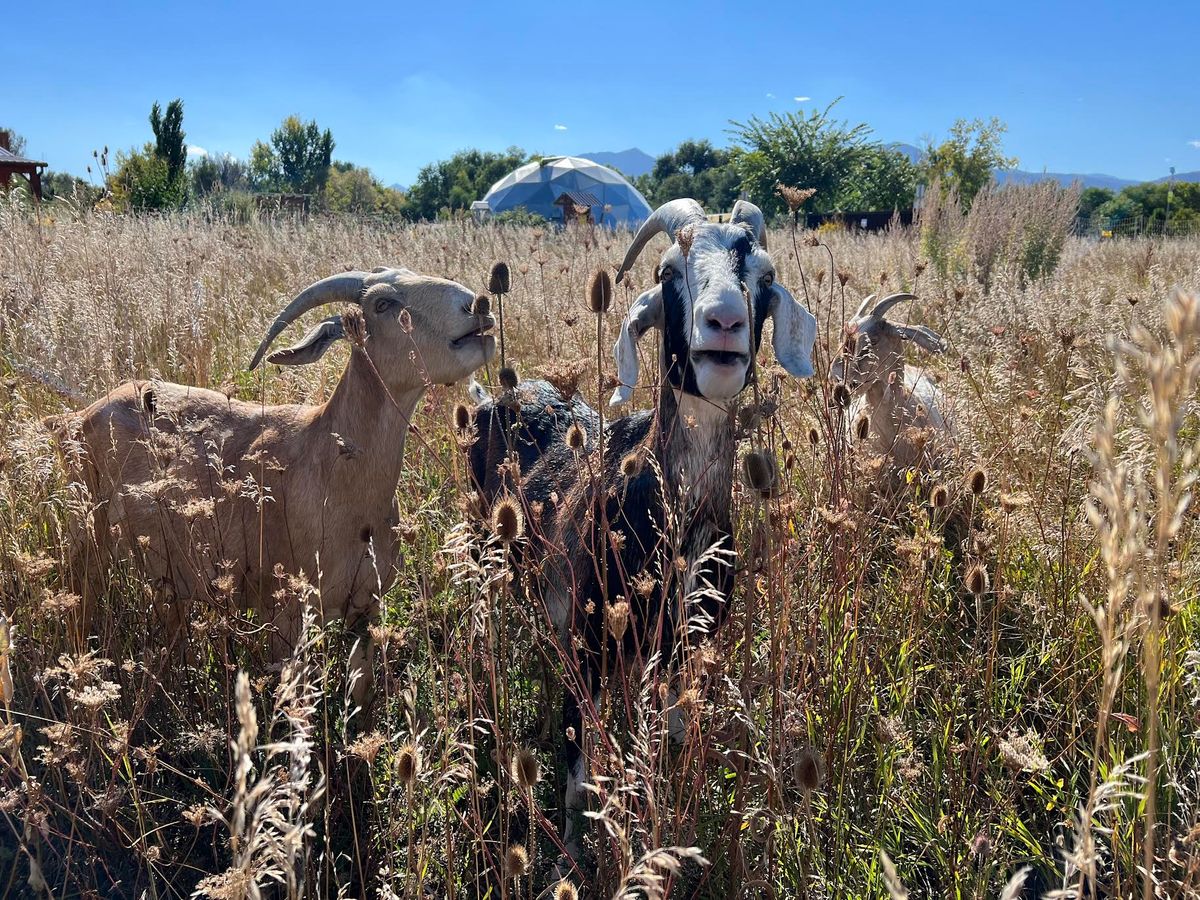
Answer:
579, 145, 1198, 191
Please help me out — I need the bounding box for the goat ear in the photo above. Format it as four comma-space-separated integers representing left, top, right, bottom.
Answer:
610, 285, 663, 406
265, 315, 346, 366
768, 284, 818, 378
893, 323, 947, 354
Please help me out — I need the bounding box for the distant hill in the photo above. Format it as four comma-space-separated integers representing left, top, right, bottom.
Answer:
581, 143, 1168, 193
1154, 171, 1200, 184
577, 148, 656, 178
995, 169, 1140, 191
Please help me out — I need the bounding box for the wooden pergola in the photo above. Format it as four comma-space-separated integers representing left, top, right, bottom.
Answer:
0, 134, 47, 202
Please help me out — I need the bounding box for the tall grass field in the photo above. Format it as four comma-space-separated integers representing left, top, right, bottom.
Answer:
1, 190, 1198, 899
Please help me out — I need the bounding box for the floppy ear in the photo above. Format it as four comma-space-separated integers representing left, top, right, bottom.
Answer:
893, 323, 947, 354
768, 284, 818, 378
610, 285, 663, 406
265, 315, 346, 366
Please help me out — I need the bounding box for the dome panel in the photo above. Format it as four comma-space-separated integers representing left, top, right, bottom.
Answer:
482, 156, 652, 227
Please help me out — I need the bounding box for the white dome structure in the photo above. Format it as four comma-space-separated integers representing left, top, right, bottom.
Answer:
481, 156, 652, 228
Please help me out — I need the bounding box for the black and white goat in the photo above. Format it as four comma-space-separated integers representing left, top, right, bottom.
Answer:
479, 199, 817, 858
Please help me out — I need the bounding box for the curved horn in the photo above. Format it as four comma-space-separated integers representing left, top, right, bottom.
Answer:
248, 271, 369, 370
853, 293, 877, 320
730, 199, 767, 248
615, 199, 707, 284
869, 292, 919, 321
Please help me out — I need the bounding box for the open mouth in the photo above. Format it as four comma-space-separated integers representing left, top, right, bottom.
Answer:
692, 349, 748, 367
451, 318, 495, 348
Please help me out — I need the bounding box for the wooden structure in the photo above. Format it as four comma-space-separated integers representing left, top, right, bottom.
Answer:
0, 131, 47, 202
553, 189, 600, 225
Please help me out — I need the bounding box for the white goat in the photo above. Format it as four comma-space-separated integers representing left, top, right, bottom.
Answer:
830, 292, 953, 485
48, 267, 495, 700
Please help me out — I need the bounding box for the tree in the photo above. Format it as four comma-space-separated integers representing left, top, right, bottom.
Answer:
250, 116, 334, 194
921, 117, 1017, 210
0, 127, 28, 157
324, 163, 406, 217
42, 171, 104, 206
149, 99, 187, 187
109, 145, 186, 210
189, 153, 249, 197
1077, 186, 1114, 225
636, 139, 742, 211
729, 100, 913, 216
405, 147, 528, 221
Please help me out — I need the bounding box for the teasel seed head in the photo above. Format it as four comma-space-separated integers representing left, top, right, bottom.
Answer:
554, 882, 580, 900
491, 496, 525, 543
566, 422, 587, 452
471, 293, 490, 317
452, 403, 471, 431
742, 449, 778, 495
807, 426, 820, 447
504, 844, 529, 879
394, 742, 420, 786
837, 270, 850, 287
499, 366, 519, 391
619, 450, 642, 479
833, 384, 852, 410
966, 562, 989, 597
968, 467, 988, 496
855, 414, 870, 441
513, 747, 540, 790
488, 261, 511, 295
797, 746, 823, 793
930, 483, 949, 509
588, 267, 613, 314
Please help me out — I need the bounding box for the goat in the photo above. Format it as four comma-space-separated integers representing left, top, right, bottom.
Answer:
48, 267, 495, 702
465, 378, 599, 507
829, 292, 952, 488
483, 199, 817, 860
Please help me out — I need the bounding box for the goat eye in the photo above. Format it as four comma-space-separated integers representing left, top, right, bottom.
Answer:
760, 272, 774, 288
375, 297, 394, 314
659, 265, 673, 283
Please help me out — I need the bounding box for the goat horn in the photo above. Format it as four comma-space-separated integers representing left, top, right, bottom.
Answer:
869, 292, 919, 321
853, 293, 877, 320
730, 199, 767, 249
615, 199, 707, 284
249, 271, 369, 370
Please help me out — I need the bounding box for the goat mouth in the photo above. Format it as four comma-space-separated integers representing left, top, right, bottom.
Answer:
692, 350, 748, 367
451, 320, 495, 348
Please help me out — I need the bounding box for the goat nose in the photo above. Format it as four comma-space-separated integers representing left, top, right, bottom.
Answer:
706, 311, 746, 333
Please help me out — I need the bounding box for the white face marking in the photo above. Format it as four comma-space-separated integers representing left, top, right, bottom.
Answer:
658, 227, 775, 403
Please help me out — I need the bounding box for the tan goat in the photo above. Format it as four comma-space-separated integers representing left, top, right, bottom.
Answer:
48, 267, 495, 700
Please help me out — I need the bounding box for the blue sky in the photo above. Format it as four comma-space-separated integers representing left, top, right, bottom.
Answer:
3, 1, 1196, 186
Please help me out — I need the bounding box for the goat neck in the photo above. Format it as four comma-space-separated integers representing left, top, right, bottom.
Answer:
653, 384, 736, 527
316, 348, 425, 484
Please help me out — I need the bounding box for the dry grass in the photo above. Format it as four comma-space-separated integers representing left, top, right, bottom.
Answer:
1, 194, 1199, 898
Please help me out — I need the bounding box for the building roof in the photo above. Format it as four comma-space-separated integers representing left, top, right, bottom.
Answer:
0, 146, 47, 168
553, 189, 602, 207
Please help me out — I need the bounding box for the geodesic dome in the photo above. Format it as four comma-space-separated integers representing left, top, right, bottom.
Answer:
481, 156, 652, 228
